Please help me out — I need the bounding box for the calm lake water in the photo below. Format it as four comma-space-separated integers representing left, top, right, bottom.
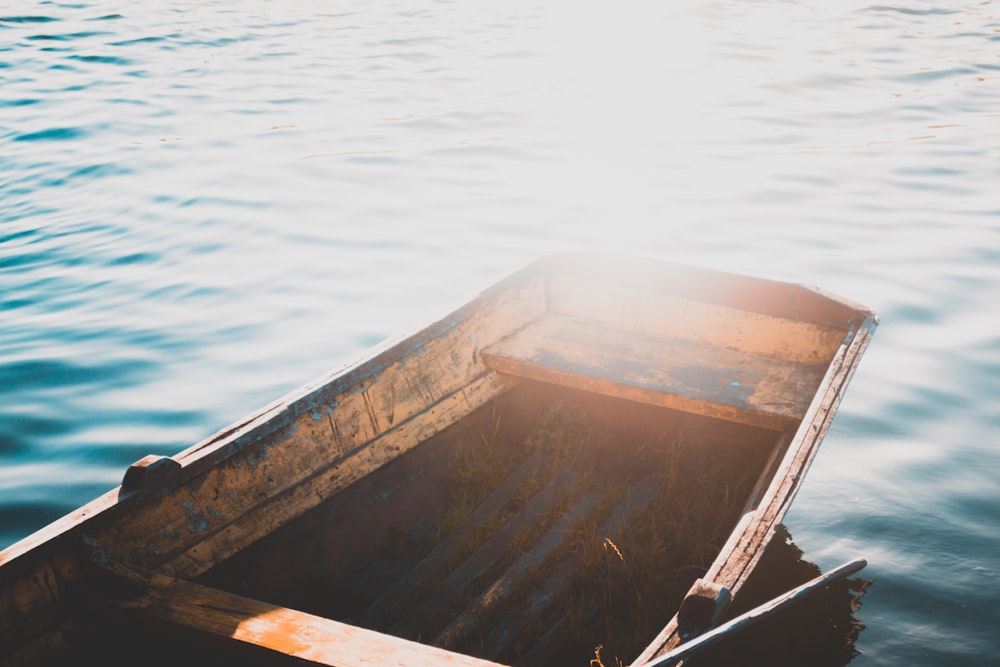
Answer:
2, 0, 999, 664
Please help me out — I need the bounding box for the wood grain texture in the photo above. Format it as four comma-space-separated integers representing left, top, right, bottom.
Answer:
0, 276, 545, 659
546, 273, 848, 366
111, 572, 506, 667
90, 278, 545, 578
482, 313, 820, 430
631, 316, 877, 665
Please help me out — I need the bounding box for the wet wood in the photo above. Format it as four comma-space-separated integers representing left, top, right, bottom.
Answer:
482, 313, 821, 430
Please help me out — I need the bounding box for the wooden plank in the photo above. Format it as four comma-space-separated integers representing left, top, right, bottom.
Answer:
535, 253, 870, 332
434, 491, 604, 651
389, 466, 577, 639
481, 476, 661, 660
363, 449, 550, 630
109, 573, 506, 667
546, 272, 848, 365
482, 314, 821, 430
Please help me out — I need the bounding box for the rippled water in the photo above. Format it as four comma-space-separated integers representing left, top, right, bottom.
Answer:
2, 1, 999, 664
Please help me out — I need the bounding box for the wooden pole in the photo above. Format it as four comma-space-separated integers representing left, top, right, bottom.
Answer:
633, 557, 868, 667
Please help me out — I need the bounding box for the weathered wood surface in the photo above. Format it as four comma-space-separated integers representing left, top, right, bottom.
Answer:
482, 313, 823, 430
675, 579, 732, 641
0, 253, 878, 664
632, 315, 877, 665
633, 558, 869, 667
146, 279, 545, 579
109, 571, 506, 666
482, 475, 661, 661
363, 449, 551, 630
434, 491, 604, 651
389, 466, 577, 640
546, 273, 847, 366
541, 253, 870, 336
0, 275, 546, 659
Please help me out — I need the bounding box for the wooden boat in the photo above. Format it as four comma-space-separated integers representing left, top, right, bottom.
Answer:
0, 253, 877, 666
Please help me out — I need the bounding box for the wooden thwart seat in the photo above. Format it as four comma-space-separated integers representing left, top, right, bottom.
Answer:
481, 313, 824, 431
107, 572, 503, 667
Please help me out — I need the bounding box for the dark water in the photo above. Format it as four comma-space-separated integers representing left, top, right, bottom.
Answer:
2, 1, 999, 665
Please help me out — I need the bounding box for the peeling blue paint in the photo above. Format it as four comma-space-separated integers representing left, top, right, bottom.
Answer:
212, 307, 466, 468
181, 501, 209, 533
245, 446, 269, 471
842, 322, 858, 345
158, 527, 182, 543
82, 534, 110, 566
528, 350, 760, 411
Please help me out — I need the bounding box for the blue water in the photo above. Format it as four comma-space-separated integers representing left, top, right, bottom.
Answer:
2, 1, 999, 664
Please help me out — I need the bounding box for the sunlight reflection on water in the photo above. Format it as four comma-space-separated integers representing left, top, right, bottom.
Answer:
2, 1, 999, 664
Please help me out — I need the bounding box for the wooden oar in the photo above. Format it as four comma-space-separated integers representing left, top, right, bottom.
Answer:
633, 557, 868, 667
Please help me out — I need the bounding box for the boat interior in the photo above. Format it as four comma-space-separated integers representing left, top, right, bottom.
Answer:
1, 255, 875, 666
81, 381, 790, 666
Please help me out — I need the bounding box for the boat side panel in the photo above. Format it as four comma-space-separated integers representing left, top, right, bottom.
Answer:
706, 316, 879, 591
0, 558, 71, 663
88, 277, 546, 577
161, 372, 516, 578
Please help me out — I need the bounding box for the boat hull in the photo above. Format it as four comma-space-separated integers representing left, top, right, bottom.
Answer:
0, 253, 877, 665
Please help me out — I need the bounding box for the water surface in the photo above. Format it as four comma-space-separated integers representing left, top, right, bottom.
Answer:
2, 1, 999, 665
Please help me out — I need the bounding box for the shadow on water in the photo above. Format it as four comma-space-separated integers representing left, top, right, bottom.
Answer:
684, 524, 871, 667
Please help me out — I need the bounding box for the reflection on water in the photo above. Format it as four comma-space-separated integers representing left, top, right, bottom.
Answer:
2, 1, 1000, 664
689, 525, 870, 667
